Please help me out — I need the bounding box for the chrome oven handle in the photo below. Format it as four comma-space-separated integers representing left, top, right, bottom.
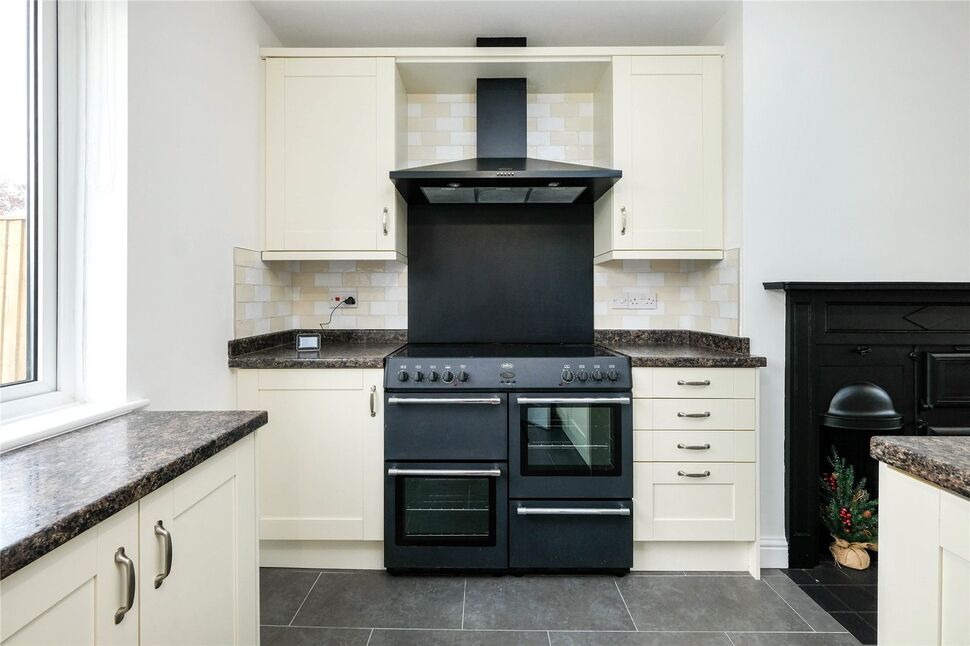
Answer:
515, 397, 631, 405
516, 507, 631, 516
387, 468, 502, 477
387, 396, 502, 405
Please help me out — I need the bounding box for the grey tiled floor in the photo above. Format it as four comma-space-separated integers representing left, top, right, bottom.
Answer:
260, 568, 863, 646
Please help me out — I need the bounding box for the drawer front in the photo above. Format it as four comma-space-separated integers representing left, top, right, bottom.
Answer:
652, 368, 756, 399
633, 462, 755, 541
636, 399, 756, 430
634, 430, 755, 463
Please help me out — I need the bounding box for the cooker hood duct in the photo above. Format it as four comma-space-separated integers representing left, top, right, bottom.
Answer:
390, 78, 622, 205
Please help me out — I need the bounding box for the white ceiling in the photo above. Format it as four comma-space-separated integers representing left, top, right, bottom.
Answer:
252, 1, 734, 48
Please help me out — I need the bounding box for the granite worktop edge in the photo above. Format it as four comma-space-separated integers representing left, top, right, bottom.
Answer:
871, 436, 970, 500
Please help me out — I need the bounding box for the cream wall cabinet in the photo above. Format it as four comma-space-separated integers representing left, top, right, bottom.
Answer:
0, 437, 256, 646
595, 56, 723, 262
879, 463, 970, 646
236, 369, 384, 544
264, 58, 406, 262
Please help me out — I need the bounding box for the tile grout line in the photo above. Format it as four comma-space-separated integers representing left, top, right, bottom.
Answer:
270, 624, 850, 634
614, 577, 639, 631
365, 628, 374, 646
288, 571, 323, 627
461, 578, 467, 630
724, 632, 738, 646
763, 576, 823, 633
547, 630, 552, 646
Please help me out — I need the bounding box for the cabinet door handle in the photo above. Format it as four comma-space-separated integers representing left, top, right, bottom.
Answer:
382, 207, 388, 236
620, 206, 627, 235
153, 521, 173, 589
677, 443, 711, 450
369, 385, 377, 417
114, 547, 135, 624
854, 345, 872, 356
677, 470, 711, 478
677, 379, 711, 386
677, 411, 711, 418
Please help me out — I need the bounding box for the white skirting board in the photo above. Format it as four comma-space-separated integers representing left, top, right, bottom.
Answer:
633, 541, 760, 578
260, 540, 384, 570
759, 536, 789, 569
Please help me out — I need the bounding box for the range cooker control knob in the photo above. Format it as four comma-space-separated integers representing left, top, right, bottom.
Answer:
577, 369, 589, 382
396, 370, 409, 382
428, 370, 439, 382
607, 369, 619, 382
592, 369, 603, 381
413, 371, 424, 382
561, 369, 574, 383
442, 370, 454, 383
458, 370, 469, 383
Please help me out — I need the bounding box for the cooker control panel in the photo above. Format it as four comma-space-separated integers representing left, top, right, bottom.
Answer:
386, 357, 631, 391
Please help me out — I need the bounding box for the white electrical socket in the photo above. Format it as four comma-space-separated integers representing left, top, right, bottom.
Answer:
628, 293, 658, 310
328, 290, 358, 308
611, 295, 630, 310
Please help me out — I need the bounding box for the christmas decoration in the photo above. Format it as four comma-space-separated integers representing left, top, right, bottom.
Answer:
819, 447, 878, 569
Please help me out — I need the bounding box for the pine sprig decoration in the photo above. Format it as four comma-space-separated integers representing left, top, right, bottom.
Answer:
819, 447, 878, 544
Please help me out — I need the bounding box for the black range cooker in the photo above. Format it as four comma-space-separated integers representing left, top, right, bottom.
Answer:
383, 343, 633, 573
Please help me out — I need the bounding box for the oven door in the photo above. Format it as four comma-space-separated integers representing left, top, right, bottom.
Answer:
384, 462, 508, 570
509, 393, 632, 499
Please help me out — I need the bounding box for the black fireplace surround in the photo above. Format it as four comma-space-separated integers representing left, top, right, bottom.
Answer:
765, 282, 970, 567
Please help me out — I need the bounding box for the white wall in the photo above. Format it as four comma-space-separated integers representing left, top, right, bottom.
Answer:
741, 1, 970, 565
127, 1, 279, 409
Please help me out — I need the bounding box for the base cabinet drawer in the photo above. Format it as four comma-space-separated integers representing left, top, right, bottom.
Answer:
652, 368, 756, 399
633, 463, 755, 541
634, 430, 755, 462
635, 399, 756, 430
509, 500, 633, 570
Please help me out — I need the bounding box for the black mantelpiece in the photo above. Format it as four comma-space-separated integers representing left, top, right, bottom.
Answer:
765, 281, 970, 567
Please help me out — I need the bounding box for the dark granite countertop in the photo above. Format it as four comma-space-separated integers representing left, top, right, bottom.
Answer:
596, 330, 767, 368
229, 329, 405, 369
1, 410, 267, 579
871, 436, 970, 499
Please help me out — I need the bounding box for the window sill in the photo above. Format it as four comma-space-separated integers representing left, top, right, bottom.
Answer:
1, 399, 150, 453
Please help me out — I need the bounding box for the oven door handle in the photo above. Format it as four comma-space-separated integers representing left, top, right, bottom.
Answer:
387, 468, 502, 477
515, 397, 631, 405
516, 506, 631, 516
387, 396, 502, 405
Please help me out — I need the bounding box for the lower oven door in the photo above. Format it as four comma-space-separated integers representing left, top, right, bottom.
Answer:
509, 499, 633, 570
384, 462, 508, 570
509, 393, 632, 499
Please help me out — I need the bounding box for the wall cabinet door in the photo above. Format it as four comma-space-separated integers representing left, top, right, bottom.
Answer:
0, 505, 139, 646
138, 436, 257, 646
238, 369, 384, 542
596, 55, 722, 261
265, 57, 406, 259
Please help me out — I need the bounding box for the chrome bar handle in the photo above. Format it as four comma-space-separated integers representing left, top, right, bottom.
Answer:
387, 396, 502, 405
678, 470, 712, 478
620, 206, 627, 235
387, 468, 502, 477
517, 507, 631, 516
677, 379, 711, 386
677, 443, 712, 450
369, 385, 377, 417
382, 207, 388, 235
677, 411, 712, 418
114, 547, 135, 624
153, 521, 173, 589
516, 397, 631, 405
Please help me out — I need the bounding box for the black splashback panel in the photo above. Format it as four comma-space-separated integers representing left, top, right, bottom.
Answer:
407, 204, 593, 344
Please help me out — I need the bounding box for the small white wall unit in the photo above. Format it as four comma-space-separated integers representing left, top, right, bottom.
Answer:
632, 367, 759, 575
0, 438, 256, 646
264, 58, 406, 262
236, 369, 384, 568
879, 463, 970, 646
595, 56, 723, 262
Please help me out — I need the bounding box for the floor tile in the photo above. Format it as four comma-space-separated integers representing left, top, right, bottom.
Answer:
838, 565, 877, 585
260, 626, 371, 646
826, 585, 877, 612
260, 568, 322, 626
292, 572, 464, 629
728, 632, 862, 646
857, 611, 877, 629
801, 563, 854, 585
800, 585, 851, 612
616, 576, 810, 632
462, 576, 635, 631
369, 629, 549, 646
781, 569, 819, 585
764, 576, 850, 633
830, 612, 877, 645
551, 631, 731, 645
684, 571, 750, 576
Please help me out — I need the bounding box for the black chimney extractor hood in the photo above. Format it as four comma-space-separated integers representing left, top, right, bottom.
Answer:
390, 68, 621, 205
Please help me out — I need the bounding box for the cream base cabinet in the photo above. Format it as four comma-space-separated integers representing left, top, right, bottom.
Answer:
595, 55, 723, 262
236, 369, 384, 546
264, 57, 406, 261
1, 505, 139, 646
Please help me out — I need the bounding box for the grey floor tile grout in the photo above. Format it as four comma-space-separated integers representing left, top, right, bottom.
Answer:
613, 576, 640, 631
265, 624, 850, 634
546, 630, 552, 645
724, 632, 738, 646
288, 571, 322, 627
365, 628, 374, 646
460, 577, 467, 630
763, 575, 822, 634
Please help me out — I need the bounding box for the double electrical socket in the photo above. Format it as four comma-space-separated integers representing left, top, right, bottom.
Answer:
329, 290, 358, 307
612, 292, 658, 310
